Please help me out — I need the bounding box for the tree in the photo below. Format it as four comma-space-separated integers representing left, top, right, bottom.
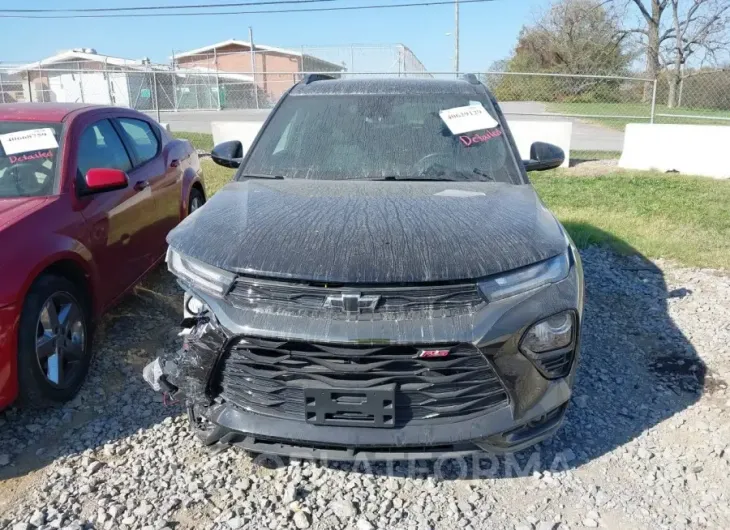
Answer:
620, 0, 669, 101
664, 0, 730, 107
493, 0, 633, 102
613, 0, 730, 106
508, 0, 632, 75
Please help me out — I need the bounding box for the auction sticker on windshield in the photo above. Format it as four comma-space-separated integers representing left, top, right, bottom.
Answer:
0, 128, 58, 156
439, 104, 499, 135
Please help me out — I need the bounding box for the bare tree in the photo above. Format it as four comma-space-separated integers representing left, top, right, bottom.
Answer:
623, 0, 669, 100
614, 0, 730, 105
664, 0, 730, 107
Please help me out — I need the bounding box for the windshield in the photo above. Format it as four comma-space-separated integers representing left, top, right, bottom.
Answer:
0, 121, 63, 198
239, 93, 523, 183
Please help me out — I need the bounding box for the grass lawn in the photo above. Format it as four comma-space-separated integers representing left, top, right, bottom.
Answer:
571, 150, 622, 161
198, 159, 730, 271
531, 170, 730, 269
546, 102, 730, 131
201, 159, 235, 196
175, 132, 214, 152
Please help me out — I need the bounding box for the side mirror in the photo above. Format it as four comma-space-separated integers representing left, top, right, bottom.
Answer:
84, 168, 129, 194
523, 142, 565, 172
211, 140, 243, 168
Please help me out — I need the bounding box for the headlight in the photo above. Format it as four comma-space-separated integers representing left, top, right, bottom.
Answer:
521, 311, 575, 353
166, 247, 235, 297
478, 251, 570, 301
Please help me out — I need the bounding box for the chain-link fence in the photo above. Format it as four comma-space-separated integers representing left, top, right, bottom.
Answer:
0, 65, 266, 111
483, 71, 656, 121
0, 44, 432, 112
488, 70, 730, 126
2, 63, 729, 138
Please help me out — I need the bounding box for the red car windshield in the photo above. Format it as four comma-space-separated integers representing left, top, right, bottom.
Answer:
0, 121, 63, 198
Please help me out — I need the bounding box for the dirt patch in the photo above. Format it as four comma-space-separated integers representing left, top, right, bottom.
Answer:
564, 158, 623, 177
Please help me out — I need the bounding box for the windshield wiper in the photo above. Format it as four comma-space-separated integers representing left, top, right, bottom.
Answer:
368, 172, 492, 182
471, 168, 493, 181
241, 173, 286, 180
370, 176, 458, 182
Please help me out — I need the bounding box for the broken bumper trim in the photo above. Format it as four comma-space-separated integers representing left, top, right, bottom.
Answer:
191, 382, 570, 460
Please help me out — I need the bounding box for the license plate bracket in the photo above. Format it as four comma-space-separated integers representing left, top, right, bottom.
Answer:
304, 384, 396, 428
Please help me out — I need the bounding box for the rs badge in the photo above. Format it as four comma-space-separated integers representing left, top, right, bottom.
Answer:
418, 349, 450, 359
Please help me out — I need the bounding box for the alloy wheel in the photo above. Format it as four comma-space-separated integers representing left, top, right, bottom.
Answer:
190, 196, 203, 212
35, 292, 87, 388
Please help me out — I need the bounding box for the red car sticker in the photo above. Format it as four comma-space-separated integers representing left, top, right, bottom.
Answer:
8, 150, 56, 164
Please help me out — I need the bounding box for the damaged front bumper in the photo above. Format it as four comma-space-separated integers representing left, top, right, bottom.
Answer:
144, 261, 583, 461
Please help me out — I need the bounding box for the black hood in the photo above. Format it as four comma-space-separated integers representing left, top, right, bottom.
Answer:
168, 180, 566, 284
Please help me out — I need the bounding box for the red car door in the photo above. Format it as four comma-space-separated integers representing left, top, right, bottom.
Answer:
73, 118, 158, 304
115, 117, 182, 256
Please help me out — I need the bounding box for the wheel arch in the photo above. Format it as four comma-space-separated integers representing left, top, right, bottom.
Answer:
21, 252, 98, 321
181, 166, 205, 218
38, 259, 94, 318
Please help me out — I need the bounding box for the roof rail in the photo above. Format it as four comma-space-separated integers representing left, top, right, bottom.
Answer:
301, 73, 337, 85
461, 73, 481, 85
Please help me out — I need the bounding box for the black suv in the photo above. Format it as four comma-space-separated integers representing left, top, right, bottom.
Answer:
144, 75, 584, 460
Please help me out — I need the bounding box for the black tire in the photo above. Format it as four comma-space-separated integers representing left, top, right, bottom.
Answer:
188, 187, 205, 215
16, 274, 92, 408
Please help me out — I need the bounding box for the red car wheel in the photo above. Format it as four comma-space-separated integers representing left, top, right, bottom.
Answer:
16, 274, 92, 408
189, 188, 205, 214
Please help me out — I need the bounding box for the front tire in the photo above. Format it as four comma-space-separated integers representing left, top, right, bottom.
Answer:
16, 275, 92, 408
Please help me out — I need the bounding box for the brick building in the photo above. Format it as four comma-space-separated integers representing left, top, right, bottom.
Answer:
174, 39, 345, 103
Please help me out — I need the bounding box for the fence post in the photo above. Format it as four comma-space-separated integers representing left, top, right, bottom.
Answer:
28, 71, 34, 102
250, 26, 259, 110
650, 78, 658, 124
171, 50, 179, 111
104, 58, 113, 105
0, 72, 4, 104
214, 48, 221, 110
79, 71, 86, 103
152, 70, 161, 122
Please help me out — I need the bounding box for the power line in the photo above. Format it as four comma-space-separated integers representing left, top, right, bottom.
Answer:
0, 0, 497, 19
0, 0, 337, 13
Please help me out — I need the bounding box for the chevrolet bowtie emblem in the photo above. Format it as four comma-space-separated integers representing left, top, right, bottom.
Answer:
324, 293, 381, 313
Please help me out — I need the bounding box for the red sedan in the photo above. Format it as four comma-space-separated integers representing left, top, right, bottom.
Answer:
0, 103, 205, 409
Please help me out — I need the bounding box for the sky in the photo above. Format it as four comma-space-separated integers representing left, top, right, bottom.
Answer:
0, 0, 552, 72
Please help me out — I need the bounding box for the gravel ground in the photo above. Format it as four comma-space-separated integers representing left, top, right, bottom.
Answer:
1, 247, 728, 530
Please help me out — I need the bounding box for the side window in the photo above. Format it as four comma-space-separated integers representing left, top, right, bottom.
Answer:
77, 119, 132, 176
118, 118, 159, 166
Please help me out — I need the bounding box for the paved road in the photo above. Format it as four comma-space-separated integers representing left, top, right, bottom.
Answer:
151, 101, 625, 152
501, 101, 625, 152
146, 109, 271, 134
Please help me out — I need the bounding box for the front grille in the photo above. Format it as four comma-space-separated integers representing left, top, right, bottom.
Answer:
216, 337, 509, 426
227, 277, 485, 319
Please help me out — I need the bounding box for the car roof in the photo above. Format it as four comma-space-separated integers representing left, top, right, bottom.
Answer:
289, 77, 489, 97
0, 102, 103, 123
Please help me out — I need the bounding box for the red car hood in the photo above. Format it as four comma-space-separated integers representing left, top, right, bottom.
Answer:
0, 197, 50, 231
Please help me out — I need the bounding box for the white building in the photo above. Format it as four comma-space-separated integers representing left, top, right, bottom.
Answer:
10, 49, 153, 106
10, 48, 257, 110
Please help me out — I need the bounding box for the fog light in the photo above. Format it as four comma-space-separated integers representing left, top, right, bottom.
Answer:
521, 311, 575, 353
185, 295, 205, 315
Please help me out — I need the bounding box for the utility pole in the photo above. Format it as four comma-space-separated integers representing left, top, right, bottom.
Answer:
454, 0, 460, 76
